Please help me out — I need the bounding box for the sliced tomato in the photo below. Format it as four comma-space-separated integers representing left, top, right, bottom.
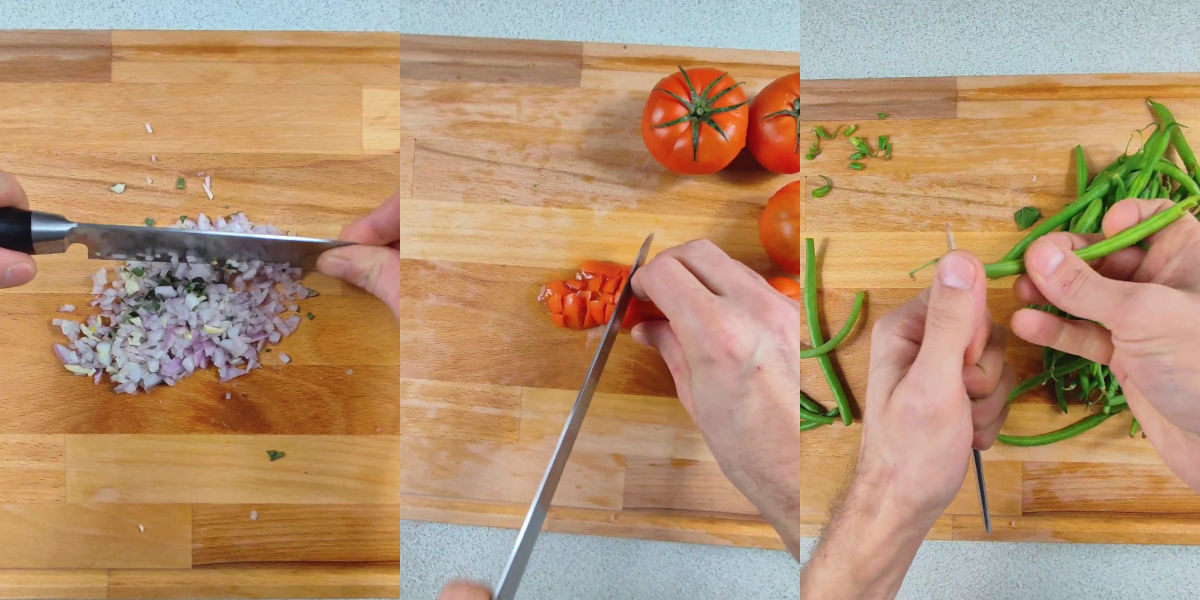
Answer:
540, 262, 665, 330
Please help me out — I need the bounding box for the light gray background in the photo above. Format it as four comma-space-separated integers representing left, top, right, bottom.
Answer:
4, 1, 1199, 598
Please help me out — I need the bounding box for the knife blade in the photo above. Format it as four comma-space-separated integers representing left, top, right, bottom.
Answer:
946, 222, 991, 534
493, 233, 654, 600
0, 207, 350, 269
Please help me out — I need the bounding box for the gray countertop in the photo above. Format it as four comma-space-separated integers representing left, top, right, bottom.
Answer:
4, 0, 1200, 598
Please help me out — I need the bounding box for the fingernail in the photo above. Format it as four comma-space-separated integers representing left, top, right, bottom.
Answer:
2, 262, 32, 287
317, 253, 352, 280
937, 253, 975, 290
1032, 244, 1065, 275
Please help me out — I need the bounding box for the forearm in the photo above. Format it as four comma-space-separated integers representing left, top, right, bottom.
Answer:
799, 478, 930, 600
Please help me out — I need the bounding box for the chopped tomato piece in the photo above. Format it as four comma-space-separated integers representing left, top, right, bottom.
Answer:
540, 261, 664, 330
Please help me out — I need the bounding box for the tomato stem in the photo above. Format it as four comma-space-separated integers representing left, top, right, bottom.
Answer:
651, 66, 748, 162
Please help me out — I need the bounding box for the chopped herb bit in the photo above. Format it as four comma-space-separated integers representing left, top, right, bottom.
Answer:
306, 312, 315, 320
532, 183, 539, 189
130, 267, 145, 277
175, 177, 186, 190
305, 287, 319, 298
1013, 206, 1042, 230
180, 215, 188, 224
878, 112, 889, 119
266, 450, 285, 461
144, 218, 155, 227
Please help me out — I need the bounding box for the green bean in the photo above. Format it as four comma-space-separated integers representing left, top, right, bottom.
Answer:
1075, 144, 1087, 199
1157, 159, 1200, 196
1130, 417, 1141, 438
1072, 198, 1103, 234
798, 390, 826, 415
850, 151, 867, 160
1127, 125, 1175, 197
984, 195, 1200, 278
1007, 356, 1093, 403
805, 238, 853, 426
812, 175, 833, 198
814, 125, 835, 139
997, 409, 1120, 446
798, 291, 866, 359
844, 124, 858, 136
805, 141, 821, 161
798, 404, 836, 424
1054, 382, 1069, 414
1145, 176, 1161, 199
1105, 394, 1127, 409
848, 161, 865, 170
1001, 171, 1116, 260
799, 420, 825, 432
1149, 99, 1199, 177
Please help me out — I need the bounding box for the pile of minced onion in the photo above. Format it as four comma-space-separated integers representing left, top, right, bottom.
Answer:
52, 213, 314, 394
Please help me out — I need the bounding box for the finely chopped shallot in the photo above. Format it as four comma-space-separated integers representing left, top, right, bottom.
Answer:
52, 213, 312, 394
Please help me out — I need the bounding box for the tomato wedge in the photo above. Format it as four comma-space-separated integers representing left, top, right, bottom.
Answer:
540, 261, 664, 330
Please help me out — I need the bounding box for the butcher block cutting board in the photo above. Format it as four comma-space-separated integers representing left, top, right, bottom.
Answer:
0, 29, 1199, 599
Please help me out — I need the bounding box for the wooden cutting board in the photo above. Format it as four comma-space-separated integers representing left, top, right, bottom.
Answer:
1, 30, 1200, 599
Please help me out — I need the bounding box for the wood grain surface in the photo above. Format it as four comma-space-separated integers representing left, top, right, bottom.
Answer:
0, 29, 1197, 598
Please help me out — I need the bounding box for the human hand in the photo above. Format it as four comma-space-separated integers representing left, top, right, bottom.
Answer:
1012, 198, 1200, 489
801, 251, 1011, 599
317, 194, 401, 322
435, 581, 491, 600
628, 239, 807, 558
0, 171, 37, 288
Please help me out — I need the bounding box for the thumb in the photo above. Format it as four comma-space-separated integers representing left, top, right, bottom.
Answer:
1023, 235, 1139, 330
631, 320, 694, 414
317, 245, 401, 315
912, 251, 987, 377
436, 581, 492, 600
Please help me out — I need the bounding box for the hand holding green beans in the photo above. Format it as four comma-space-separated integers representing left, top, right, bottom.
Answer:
801, 250, 1014, 598
1010, 198, 1200, 491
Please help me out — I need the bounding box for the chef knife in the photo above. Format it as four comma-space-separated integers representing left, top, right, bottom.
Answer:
946, 222, 991, 534
493, 233, 654, 600
0, 207, 350, 269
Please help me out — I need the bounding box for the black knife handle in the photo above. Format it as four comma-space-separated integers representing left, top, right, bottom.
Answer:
0, 207, 33, 254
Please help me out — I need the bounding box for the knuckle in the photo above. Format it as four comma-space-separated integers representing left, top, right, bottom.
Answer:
1058, 264, 1092, 301
707, 321, 757, 365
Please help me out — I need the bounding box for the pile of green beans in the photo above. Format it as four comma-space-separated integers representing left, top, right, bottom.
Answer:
799, 237, 866, 429
987, 99, 1200, 446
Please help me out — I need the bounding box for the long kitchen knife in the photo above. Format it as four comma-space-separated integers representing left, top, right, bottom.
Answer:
494, 233, 654, 600
946, 222, 991, 534
0, 207, 351, 269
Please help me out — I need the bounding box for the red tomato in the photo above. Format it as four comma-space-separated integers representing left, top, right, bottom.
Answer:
747, 72, 803, 174
540, 262, 664, 330
760, 181, 804, 274
641, 67, 749, 175
766, 276, 803, 303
